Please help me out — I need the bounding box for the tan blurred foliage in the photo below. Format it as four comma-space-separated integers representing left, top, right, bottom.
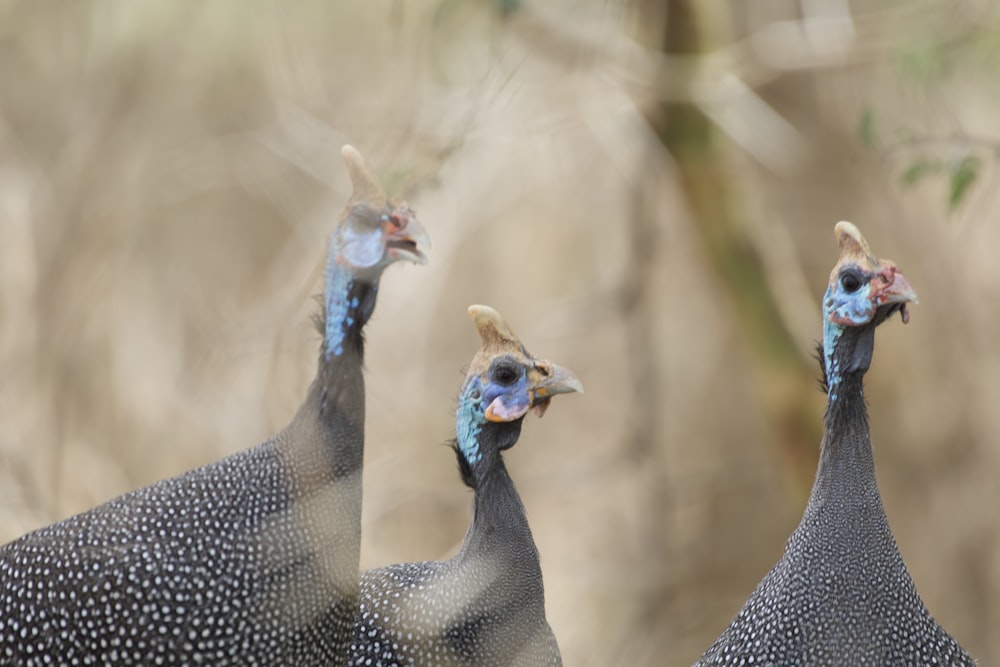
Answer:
0, 1, 998, 664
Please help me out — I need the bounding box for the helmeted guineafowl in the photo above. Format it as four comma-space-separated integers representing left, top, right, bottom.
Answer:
695, 222, 974, 666
0, 145, 430, 666
349, 304, 582, 667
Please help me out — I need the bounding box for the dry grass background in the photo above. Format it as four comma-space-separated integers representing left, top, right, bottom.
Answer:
1, 1, 999, 664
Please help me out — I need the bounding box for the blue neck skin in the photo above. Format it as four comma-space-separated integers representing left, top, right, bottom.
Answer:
456, 378, 488, 466
822, 314, 844, 403
323, 246, 378, 361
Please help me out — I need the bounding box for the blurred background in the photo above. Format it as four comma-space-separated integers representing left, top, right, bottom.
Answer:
1, 0, 998, 664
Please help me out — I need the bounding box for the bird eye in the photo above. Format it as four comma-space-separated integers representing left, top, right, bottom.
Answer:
491, 364, 519, 386
840, 270, 863, 294
349, 205, 380, 229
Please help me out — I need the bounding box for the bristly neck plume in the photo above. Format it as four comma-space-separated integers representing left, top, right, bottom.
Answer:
323, 241, 379, 362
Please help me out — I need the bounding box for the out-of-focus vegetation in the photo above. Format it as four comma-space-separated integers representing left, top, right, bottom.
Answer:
1, 1, 998, 664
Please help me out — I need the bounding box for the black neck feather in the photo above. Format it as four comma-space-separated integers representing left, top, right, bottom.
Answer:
818, 322, 876, 435
816, 325, 876, 489
289, 273, 380, 483
451, 420, 524, 491
451, 419, 536, 556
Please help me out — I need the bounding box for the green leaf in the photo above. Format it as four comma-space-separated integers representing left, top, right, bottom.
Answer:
896, 40, 951, 86
858, 107, 880, 150
496, 0, 521, 15
900, 158, 943, 187
949, 155, 980, 210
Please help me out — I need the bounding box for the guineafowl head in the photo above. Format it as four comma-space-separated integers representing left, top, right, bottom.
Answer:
453, 305, 582, 485
332, 145, 430, 279
323, 146, 430, 359
820, 221, 918, 393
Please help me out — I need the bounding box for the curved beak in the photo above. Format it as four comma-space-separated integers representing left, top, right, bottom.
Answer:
873, 263, 918, 324
385, 203, 431, 265
528, 361, 583, 418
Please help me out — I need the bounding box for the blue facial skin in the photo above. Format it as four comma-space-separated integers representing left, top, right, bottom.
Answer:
455, 366, 531, 465
822, 275, 873, 398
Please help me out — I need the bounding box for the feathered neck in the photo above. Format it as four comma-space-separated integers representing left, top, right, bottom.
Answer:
284, 243, 381, 483
816, 317, 877, 490
453, 409, 532, 557
453, 415, 523, 490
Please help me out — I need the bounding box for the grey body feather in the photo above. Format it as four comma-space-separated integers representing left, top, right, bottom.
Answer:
0, 325, 366, 666
0, 145, 428, 666
695, 390, 974, 666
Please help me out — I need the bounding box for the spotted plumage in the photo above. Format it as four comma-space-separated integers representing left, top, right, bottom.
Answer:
349, 305, 582, 667
0, 146, 429, 666
695, 222, 974, 666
